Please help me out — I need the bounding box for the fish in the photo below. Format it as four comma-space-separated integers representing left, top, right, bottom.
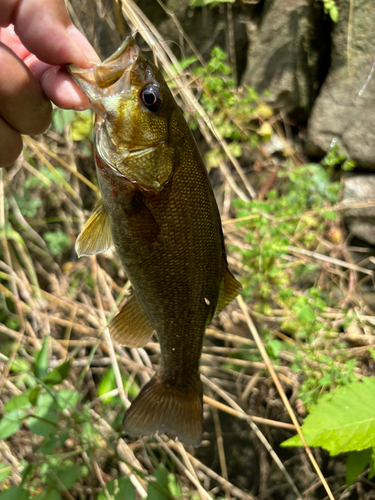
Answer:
68, 36, 241, 446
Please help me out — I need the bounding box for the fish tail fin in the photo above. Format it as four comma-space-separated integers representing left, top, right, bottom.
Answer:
123, 375, 203, 447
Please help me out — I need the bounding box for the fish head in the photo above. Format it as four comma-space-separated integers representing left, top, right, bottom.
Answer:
68, 36, 181, 192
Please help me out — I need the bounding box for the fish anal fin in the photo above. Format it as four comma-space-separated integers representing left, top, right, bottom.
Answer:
123, 375, 203, 447
109, 293, 154, 347
76, 200, 113, 257
216, 265, 242, 315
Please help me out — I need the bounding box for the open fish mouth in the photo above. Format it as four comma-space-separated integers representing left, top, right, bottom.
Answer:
68, 36, 140, 104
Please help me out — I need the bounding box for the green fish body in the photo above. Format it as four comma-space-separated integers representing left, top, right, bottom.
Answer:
69, 37, 241, 446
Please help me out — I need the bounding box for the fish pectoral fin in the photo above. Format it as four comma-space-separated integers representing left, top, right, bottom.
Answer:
76, 200, 113, 257
215, 265, 242, 315
109, 292, 154, 347
123, 375, 203, 447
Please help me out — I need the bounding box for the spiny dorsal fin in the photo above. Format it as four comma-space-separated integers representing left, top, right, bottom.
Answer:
216, 265, 242, 316
76, 200, 112, 257
123, 375, 203, 447
109, 292, 154, 347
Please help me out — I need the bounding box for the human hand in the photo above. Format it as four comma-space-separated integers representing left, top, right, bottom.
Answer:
0, 0, 100, 166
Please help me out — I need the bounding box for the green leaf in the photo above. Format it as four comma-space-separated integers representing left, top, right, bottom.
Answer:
117, 477, 136, 499
0, 487, 29, 500
9, 357, 31, 373
58, 463, 81, 489
29, 386, 41, 406
346, 449, 371, 486
56, 389, 80, 410
0, 463, 12, 482
34, 490, 62, 500
42, 361, 71, 386
297, 305, 315, 323
0, 409, 27, 439
34, 337, 49, 379
329, 4, 339, 22
4, 390, 32, 411
148, 465, 172, 500
281, 377, 375, 455
99, 477, 135, 500
98, 366, 117, 403
43, 231, 71, 256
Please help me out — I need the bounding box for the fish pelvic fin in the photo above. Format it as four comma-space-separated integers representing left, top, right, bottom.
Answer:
76, 200, 113, 257
109, 292, 155, 347
123, 375, 203, 447
216, 265, 242, 316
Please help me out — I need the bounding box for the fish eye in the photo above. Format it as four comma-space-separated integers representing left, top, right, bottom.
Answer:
140, 84, 163, 111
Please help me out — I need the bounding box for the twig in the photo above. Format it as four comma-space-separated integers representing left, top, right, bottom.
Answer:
203, 395, 295, 431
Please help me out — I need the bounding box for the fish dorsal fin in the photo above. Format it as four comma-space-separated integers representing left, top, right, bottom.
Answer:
76, 200, 112, 257
216, 265, 242, 316
109, 292, 155, 347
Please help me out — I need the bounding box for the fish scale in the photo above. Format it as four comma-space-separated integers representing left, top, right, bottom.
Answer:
69, 36, 241, 446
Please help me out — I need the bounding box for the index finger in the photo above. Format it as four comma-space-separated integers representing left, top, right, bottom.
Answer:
0, 0, 99, 67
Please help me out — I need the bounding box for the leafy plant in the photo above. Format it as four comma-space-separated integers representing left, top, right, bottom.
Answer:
282, 377, 375, 485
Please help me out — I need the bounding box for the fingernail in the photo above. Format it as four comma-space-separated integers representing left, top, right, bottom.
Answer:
67, 25, 101, 67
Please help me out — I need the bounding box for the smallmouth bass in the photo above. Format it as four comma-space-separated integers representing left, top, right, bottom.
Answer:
69, 37, 241, 446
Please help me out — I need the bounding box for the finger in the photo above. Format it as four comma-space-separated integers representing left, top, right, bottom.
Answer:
1, 0, 99, 67
0, 116, 23, 167
40, 65, 90, 110
0, 43, 52, 135
1, 27, 92, 110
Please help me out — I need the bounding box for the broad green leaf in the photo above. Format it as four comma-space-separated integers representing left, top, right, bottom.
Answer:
147, 464, 172, 500
56, 389, 80, 410
42, 361, 71, 386
0, 409, 27, 439
281, 377, 375, 455
4, 390, 32, 411
117, 477, 136, 499
346, 449, 371, 486
34, 337, 49, 379
0, 463, 12, 482
98, 477, 135, 500
57, 462, 81, 490
0, 487, 29, 500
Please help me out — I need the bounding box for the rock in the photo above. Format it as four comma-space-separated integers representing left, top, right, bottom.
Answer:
342, 175, 375, 244
307, 0, 375, 168
241, 0, 330, 120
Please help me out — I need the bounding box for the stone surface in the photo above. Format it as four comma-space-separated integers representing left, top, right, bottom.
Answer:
241, 0, 330, 120
307, 0, 375, 168
342, 175, 375, 244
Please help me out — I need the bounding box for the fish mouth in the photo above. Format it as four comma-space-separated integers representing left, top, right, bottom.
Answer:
68, 36, 140, 104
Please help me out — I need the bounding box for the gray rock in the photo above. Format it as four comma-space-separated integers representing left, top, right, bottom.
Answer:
307, 0, 375, 168
343, 175, 375, 244
241, 0, 330, 119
